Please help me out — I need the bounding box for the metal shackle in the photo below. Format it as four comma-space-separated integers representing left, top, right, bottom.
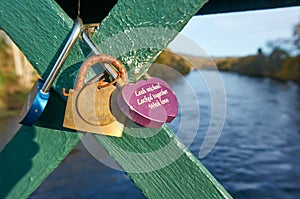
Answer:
74, 54, 127, 91
41, 17, 83, 93
82, 30, 128, 88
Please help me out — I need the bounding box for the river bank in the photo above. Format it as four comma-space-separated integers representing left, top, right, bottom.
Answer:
180, 52, 300, 84
215, 54, 300, 83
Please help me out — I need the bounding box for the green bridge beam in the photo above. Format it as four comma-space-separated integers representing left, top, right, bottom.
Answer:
0, 0, 232, 198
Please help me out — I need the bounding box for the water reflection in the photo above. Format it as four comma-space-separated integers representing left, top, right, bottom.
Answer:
194, 71, 300, 199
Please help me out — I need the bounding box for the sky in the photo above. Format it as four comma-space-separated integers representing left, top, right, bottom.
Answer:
169, 6, 300, 57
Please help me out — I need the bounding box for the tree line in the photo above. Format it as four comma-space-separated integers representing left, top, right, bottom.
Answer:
217, 22, 300, 83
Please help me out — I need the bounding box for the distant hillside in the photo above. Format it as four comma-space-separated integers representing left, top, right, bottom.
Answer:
215, 54, 300, 83
214, 21, 300, 83
177, 53, 219, 70
153, 48, 300, 83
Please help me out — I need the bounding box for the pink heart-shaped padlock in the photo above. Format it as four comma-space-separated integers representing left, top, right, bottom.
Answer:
117, 77, 178, 128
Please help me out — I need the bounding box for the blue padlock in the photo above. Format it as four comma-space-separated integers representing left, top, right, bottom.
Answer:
20, 17, 82, 125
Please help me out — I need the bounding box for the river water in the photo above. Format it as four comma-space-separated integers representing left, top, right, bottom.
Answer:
1, 70, 300, 198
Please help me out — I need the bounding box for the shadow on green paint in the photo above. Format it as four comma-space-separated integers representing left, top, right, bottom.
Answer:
35, 89, 75, 132
0, 126, 39, 198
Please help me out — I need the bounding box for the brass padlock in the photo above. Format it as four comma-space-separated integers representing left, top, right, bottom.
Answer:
63, 54, 128, 137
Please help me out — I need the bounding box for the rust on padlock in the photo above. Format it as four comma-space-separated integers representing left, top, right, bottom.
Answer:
63, 54, 128, 137
75, 54, 127, 91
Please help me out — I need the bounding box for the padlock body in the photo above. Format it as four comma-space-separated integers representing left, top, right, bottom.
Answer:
63, 83, 124, 137
117, 77, 178, 128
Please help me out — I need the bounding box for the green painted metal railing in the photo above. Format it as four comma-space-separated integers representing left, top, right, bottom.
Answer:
0, 0, 233, 198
